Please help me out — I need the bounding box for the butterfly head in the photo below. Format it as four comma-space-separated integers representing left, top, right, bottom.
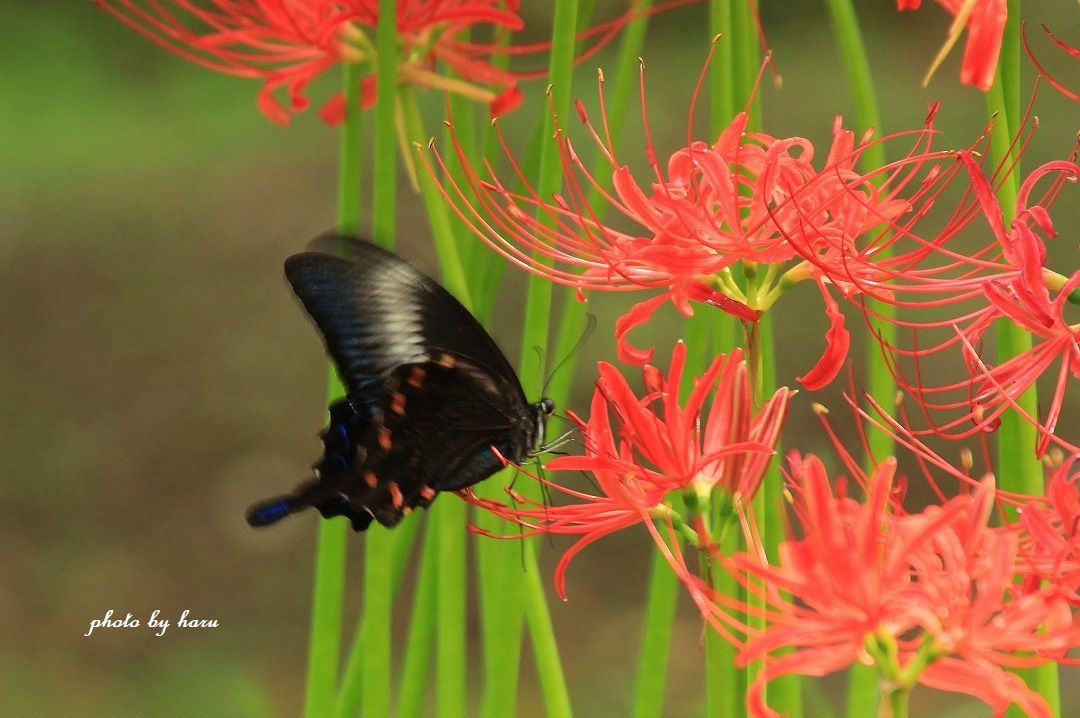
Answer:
531, 397, 556, 450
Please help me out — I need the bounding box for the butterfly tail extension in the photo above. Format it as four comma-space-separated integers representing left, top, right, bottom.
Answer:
245, 495, 303, 527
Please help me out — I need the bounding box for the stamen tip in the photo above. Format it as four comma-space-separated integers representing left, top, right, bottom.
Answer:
960, 448, 974, 472
811, 402, 829, 415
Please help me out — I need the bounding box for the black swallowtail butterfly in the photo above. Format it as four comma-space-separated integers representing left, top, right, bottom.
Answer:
246, 236, 554, 531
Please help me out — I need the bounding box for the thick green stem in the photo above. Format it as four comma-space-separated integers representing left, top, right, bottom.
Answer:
743, 317, 768, 698
880, 688, 910, 718
372, 0, 397, 248
731, 0, 759, 123
986, 4, 1059, 715
303, 56, 365, 718
491, 3, 579, 716
823, 0, 895, 468
748, 312, 799, 717
434, 498, 468, 718
761, 317, 797, 718
475, 488, 523, 718
548, 0, 653, 411
986, 4, 1040, 501
395, 525, 440, 718
518, 0, 578, 392
822, 0, 892, 712
353, 5, 400, 717
336, 63, 363, 237
304, 503, 348, 718
399, 86, 472, 718
523, 547, 574, 718
686, 311, 737, 718
847, 663, 879, 718
632, 544, 682, 718
335, 517, 421, 718
361, 530, 393, 718
711, 527, 744, 718
709, 0, 734, 133
400, 89, 472, 306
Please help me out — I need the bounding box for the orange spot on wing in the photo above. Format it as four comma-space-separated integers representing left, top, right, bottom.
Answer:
388, 481, 404, 509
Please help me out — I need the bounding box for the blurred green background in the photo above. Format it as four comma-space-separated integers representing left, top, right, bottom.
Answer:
2, 2, 1076, 717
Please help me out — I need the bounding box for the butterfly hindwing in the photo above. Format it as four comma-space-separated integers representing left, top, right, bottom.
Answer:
246, 398, 376, 531
354, 356, 526, 527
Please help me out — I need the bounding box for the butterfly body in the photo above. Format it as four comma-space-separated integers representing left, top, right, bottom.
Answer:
246, 237, 552, 531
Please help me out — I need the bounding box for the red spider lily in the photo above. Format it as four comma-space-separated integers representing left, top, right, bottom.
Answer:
465, 341, 792, 598
423, 48, 925, 386
899, 0, 1006, 91
97, 0, 353, 124
99, 0, 670, 124
873, 153, 1080, 456
1024, 23, 1080, 103
725, 453, 1075, 718
1018, 455, 1080, 603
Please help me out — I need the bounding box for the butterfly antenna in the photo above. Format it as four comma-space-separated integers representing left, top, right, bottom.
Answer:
532, 345, 546, 382
540, 314, 598, 399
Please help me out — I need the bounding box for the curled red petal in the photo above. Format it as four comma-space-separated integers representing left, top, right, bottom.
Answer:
685, 281, 761, 322
319, 92, 346, 127
257, 84, 291, 126
796, 283, 850, 390
360, 75, 377, 110
959, 0, 1006, 91
615, 292, 671, 365
490, 86, 523, 117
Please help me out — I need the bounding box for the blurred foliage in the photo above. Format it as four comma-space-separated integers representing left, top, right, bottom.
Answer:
2, 2, 1075, 717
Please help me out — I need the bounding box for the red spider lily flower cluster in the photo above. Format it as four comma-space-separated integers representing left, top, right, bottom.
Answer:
716, 453, 1080, 718
1018, 455, 1080, 602
899, 0, 1006, 91
424, 49, 964, 390
464, 341, 793, 598
98, 0, 664, 124
97, 0, 352, 124
863, 150, 1080, 457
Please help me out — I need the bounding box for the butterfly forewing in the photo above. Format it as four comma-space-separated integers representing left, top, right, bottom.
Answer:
284, 237, 525, 405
